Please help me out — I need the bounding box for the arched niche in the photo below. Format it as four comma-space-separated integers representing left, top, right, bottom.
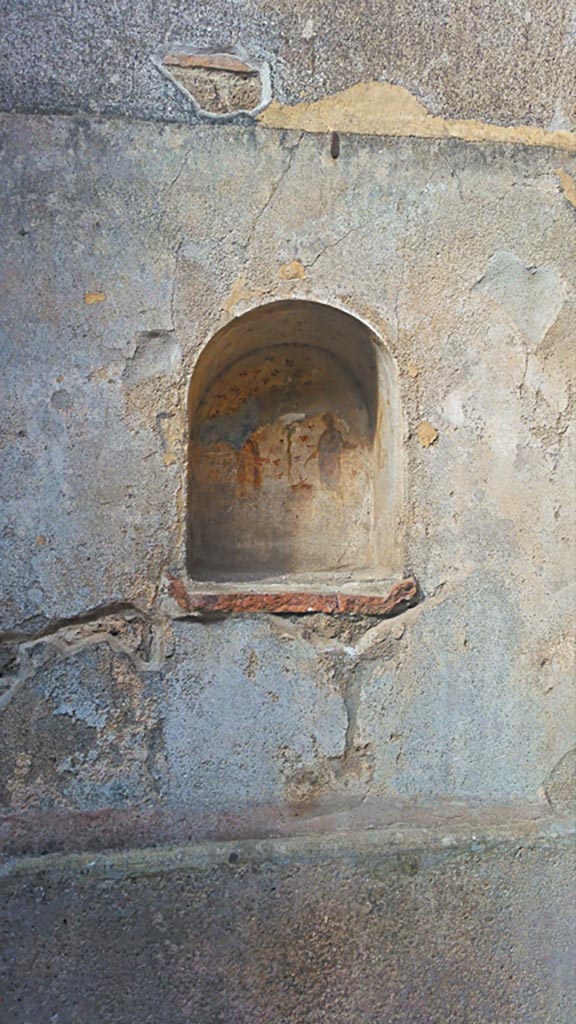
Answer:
187, 300, 402, 582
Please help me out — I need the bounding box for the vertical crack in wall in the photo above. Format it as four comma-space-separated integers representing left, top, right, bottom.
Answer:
333, 659, 372, 783
243, 132, 304, 260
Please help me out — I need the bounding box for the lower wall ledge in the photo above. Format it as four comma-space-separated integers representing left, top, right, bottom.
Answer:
1, 800, 573, 874
3, 811, 573, 1024
1, 817, 573, 884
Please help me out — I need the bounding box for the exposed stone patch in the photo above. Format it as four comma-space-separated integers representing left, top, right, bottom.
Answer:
154, 46, 271, 120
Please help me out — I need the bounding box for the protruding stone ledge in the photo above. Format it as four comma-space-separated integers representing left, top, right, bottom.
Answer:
166, 576, 419, 617
1, 803, 571, 876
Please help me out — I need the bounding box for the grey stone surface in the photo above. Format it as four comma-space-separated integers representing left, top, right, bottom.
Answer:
1, 832, 574, 1023
0, 0, 575, 129
356, 572, 559, 802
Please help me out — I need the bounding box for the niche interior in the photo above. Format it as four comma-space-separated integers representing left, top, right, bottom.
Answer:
187, 300, 402, 584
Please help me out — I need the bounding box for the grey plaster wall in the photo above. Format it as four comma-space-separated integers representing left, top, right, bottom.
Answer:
0, 116, 574, 850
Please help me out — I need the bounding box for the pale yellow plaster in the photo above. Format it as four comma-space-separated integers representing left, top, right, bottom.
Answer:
416, 421, 439, 447
222, 274, 261, 318
258, 82, 576, 153
278, 259, 306, 280
554, 167, 576, 208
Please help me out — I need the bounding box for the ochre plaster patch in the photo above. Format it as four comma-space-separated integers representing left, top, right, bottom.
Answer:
416, 421, 439, 448
474, 252, 565, 350
222, 274, 263, 318
258, 82, 576, 152
554, 167, 576, 208
278, 259, 306, 280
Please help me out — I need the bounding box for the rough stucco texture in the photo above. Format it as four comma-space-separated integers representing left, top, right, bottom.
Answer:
0, 0, 575, 130
1, 836, 575, 1024
0, 115, 575, 853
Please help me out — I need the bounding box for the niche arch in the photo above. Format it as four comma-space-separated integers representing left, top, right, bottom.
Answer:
187, 300, 402, 583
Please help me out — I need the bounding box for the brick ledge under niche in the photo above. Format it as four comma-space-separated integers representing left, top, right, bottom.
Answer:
166, 576, 420, 617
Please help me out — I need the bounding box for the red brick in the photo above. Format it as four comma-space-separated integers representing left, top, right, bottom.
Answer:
167, 577, 419, 617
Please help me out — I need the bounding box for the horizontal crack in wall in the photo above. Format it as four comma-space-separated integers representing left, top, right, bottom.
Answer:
0, 601, 148, 646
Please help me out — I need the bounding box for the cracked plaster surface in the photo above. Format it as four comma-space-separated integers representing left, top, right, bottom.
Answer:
0, 113, 574, 851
